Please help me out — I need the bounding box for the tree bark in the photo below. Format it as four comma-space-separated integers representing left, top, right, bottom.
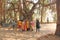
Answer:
0, 0, 2, 22
55, 0, 60, 36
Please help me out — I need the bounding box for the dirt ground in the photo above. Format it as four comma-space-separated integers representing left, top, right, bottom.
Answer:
37, 34, 60, 40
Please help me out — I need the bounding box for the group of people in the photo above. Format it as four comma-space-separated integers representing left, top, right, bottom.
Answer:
17, 19, 35, 31
17, 20, 30, 31
7, 19, 41, 32
17, 19, 40, 32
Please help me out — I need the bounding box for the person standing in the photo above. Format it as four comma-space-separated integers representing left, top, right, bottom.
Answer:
36, 19, 40, 32
11, 20, 16, 29
17, 20, 22, 30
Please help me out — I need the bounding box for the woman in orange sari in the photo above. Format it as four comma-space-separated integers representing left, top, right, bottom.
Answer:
22, 20, 29, 31
24, 21, 27, 31
17, 20, 22, 29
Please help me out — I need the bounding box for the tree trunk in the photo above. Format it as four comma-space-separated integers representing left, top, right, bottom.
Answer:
0, 0, 2, 22
55, 0, 60, 36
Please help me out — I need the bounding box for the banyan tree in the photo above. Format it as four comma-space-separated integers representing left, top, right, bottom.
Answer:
0, 0, 60, 36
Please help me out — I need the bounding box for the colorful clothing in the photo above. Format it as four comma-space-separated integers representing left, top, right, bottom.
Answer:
17, 21, 22, 29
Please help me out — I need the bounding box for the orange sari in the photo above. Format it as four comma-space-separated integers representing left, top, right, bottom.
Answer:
17, 21, 22, 29
22, 21, 29, 31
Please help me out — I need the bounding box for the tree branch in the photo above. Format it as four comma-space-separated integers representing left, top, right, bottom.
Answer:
44, 1, 56, 7
28, 0, 40, 16
23, 0, 29, 14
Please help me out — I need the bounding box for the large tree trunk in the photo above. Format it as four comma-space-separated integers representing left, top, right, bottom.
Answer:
0, 0, 2, 22
55, 0, 60, 36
